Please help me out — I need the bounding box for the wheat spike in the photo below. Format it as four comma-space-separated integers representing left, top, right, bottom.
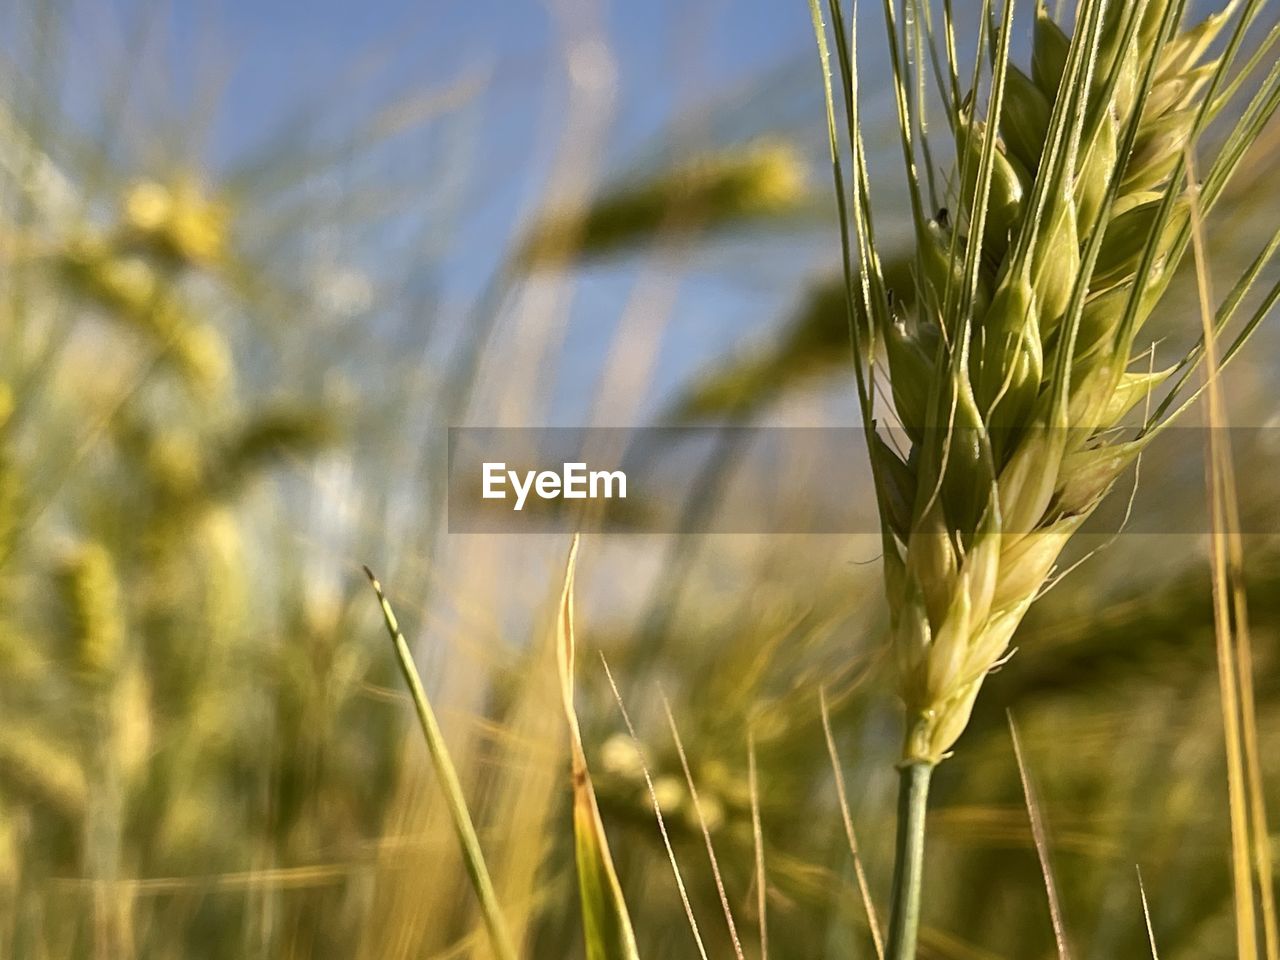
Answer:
808, 2, 1280, 951
843, 0, 1280, 764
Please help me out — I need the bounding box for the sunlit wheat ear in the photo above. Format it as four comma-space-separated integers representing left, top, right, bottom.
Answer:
810, 0, 1280, 953
814, 0, 1280, 767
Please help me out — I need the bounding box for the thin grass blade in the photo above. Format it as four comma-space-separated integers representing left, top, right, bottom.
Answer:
748, 731, 769, 960
362, 566, 518, 960
1008, 714, 1071, 960
1137, 867, 1161, 960
600, 655, 709, 960
820, 688, 885, 959
662, 695, 746, 960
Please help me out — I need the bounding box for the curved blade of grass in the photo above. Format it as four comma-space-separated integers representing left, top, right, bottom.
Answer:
1144, 265, 1280, 435
909, 0, 941, 211
362, 566, 518, 960
950, 0, 1014, 350
807, 0, 881, 413
1143, 34, 1280, 429
554, 537, 640, 960
1209, 14, 1280, 122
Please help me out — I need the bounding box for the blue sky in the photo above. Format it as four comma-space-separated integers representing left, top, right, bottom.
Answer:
139, 0, 822, 172
130, 0, 844, 419
16, 0, 1265, 427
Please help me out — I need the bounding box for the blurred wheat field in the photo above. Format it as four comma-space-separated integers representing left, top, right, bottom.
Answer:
0, 1, 1278, 958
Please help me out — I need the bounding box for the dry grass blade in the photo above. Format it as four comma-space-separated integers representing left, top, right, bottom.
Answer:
748, 731, 769, 960
554, 537, 640, 960
362, 566, 517, 960
1008, 714, 1070, 960
819, 688, 885, 959
1184, 142, 1276, 960
661, 694, 747, 960
599, 655, 710, 960
1137, 867, 1161, 959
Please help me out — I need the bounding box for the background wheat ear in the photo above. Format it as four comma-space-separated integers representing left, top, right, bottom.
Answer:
809, 0, 1280, 956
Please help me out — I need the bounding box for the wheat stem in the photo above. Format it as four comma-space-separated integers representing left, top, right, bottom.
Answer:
886, 760, 934, 960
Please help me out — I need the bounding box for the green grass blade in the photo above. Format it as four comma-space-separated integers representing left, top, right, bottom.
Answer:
940, 0, 962, 120
363, 566, 518, 960
554, 538, 641, 960
908, 0, 941, 210
1112, 2, 1280, 418
807, 0, 870, 371
1208, 16, 1280, 122
917, 0, 961, 130
822, 0, 893, 349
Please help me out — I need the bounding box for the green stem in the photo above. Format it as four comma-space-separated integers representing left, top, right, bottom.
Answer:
886, 760, 935, 960
364, 567, 518, 960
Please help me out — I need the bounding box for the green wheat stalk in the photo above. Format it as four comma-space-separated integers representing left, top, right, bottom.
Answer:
807, 0, 1280, 956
